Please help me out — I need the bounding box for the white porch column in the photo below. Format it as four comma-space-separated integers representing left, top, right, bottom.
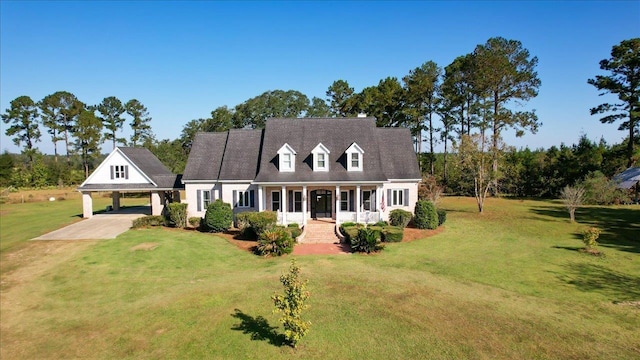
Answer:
335, 185, 341, 225
82, 192, 93, 219
377, 185, 384, 221
356, 185, 361, 224
258, 186, 264, 211
302, 185, 307, 225
112, 191, 121, 211
151, 191, 163, 216
281, 185, 287, 225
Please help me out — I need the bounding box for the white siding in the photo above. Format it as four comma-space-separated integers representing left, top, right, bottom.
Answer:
82, 149, 152, 186
184, 183, 221, 218
381, 181, 419, 219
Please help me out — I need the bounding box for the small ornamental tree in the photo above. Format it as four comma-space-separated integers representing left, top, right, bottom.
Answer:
560, 185, 585, 222
272, 259, 311, 348
204, 199, 232, 232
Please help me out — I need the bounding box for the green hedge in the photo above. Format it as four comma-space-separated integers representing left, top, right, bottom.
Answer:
382, 226, 404, 242
132, 215, 166, 228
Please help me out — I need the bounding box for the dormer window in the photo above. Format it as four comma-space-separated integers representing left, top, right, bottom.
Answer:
346, 142, 364, 171
277, 143, 296, 172
311, 143, 330, 171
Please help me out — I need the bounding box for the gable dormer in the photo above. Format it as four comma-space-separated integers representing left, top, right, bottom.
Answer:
277, 143, 296, 172
346, 142, 364, 171
311, 143, 330, 171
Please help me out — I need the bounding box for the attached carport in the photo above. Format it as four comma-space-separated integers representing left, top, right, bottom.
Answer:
77, 147, 184, 218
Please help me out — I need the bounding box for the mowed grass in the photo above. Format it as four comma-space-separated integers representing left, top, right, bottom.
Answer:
1, 197, 639, 359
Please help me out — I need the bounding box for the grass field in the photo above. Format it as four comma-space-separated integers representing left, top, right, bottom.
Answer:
1, 196, 638, 359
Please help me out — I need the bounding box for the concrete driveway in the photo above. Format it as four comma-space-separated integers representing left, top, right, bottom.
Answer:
32, 207, 149, 240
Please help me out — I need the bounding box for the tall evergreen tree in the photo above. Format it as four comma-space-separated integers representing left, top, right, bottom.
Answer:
2, 96, 41, 165
403, 61, 442, 173
355, 77, 406, 128
472, 37, 541, 191
96, 96, 126, 149
306, 97, 331, 117
125, 99, 153, 146
233, 90, 310, 129
326, 80, 356, 117
74, 109, 103, 178
39, 91, 83, 161
588, 38, 640, 167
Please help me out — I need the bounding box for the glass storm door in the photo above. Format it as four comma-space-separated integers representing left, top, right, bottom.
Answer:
310, 189, 332, 218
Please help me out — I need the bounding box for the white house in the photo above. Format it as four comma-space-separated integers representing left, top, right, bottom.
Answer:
77, 147, 183, 218
182, 117, 421, 225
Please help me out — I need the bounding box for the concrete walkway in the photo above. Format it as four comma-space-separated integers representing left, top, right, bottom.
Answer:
32, 207, 148, 241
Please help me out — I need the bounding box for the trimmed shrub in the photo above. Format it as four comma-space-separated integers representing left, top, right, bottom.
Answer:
350, 227, 384, 253
257, 227, 294, 256
188, 217, 201, 229
340, 221, 357, 228
167, 202, 188, 228
367, 225, 384, 242
437, 209, 447, 226
204, 199, 233, 233
374, 221, 388, 227
382, 226, 404, 242
414, 200, 438, 229
389, 209, 412, 228
132, 215, 166, 228
342, 227, 360, 243
239, 211, 278, 239
288, 223, 299, 228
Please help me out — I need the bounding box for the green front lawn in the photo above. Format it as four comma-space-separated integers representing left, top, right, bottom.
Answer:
1, 197, 638, 359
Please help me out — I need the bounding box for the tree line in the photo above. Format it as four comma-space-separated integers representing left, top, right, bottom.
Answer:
2, 37, 638, 204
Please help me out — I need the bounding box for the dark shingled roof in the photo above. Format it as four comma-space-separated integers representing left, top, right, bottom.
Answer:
183, 132, 228, 180
218, 129, 263, 180
78, 147, 183, 191
184, 117, 420, 183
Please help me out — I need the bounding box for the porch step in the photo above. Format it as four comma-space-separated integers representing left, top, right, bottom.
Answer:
300, 222, 340, 244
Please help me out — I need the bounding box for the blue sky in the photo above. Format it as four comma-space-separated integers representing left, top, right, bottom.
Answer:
1, 1, 639, 155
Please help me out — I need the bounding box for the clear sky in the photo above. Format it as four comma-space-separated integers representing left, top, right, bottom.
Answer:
1, 1, 639, 155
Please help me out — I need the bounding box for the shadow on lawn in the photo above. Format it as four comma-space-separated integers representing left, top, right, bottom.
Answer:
231, 309, 285, 347
530, 205, 640, 254
557, 263, 640, 302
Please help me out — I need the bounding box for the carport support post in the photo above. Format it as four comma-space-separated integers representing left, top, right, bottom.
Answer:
82, 192, 93, 219
112, 191, 121, 211
151, 191, 163, 216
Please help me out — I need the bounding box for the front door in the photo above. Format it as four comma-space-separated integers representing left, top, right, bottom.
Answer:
310, 189, 332, 218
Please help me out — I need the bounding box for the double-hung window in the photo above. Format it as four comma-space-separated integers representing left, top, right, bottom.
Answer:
272, 191, 281, 211
202, 190, 211, 208
317, 153, 326, 169
351, 153, 359, 168
340, 191, 349, 211
362, 190, 372, 211
391, 189, 404, 206
293, 191, 302, 212
238, 191, 250, 208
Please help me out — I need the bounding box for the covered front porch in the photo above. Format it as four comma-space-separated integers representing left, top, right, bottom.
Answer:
256, 183, 384, 225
